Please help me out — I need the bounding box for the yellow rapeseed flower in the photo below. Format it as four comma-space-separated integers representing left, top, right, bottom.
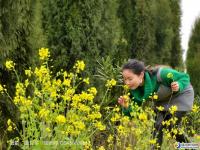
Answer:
107, 134, 113, 143
169, 105, 178, 115
83, 78, 90, 84
95, 122, 106, 131
167, 72, 174, 79
139, 113, 148, 122
192, 105, 199, 112
87, 87, 97, 96
56, 115, 66, 124
39, 108, 49, 118
122, 95, 130, 108
78, 103, 91, 113
156, 106, 164, 111
0, 84, 4, 93
93, 104, 100, 110
7, 119, 12, 126
74, 60, 85, 73
111, 113, 120, 122
5, 60, 15, 70
149, 139, 156, 144
73, 121, 85, 130
106, 79, 117, 88
45, 127, 51, 132
39, 48, 50, 60
98, 146, 105, 150
88, 112, 102, 120
123, 85, 129, 90
170, 117, 178, 124
117, 125, 125, 134
63, 79, 71, 87
7, 125, 13, 132
166, 132, 171, 139
25, 69, 32, 77
153, 94, 158, 100
172, 128, 178, 135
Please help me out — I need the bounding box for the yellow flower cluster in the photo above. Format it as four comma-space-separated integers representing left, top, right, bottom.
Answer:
25, 69, 32, 77
169, 105, 178, 114
5, 60, 15, 71
87, 87, 97, 96
0, 84, 4, 94
94, 122, 106, 131
149, 92, 158, 100
74, 60, 85, 73
39, 47, 50, 60
88, 111, 102, 121
105, 79, 117, 88
192, 104, 199, 112
138, 113, 148, 122
34, 66, 50, 82
7, 119, 16, 132
111, 113, 120, 122
5, 49, 108, 149
83, 77, 90, 84
149, 139, 156, 144
39, 108, 49, 118
56, 115, 66, 124
78, 103, 91, 114
167, 72, 174, 79
156, 106, 164, 111
63, 78, 71, 87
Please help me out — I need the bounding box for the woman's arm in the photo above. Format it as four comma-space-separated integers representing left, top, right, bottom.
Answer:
160, 68, 190, 92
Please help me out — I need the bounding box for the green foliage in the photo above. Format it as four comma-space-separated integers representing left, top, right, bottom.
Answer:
169, 0, 182, 68
117, 0, 135, 58
151, 0, 173, 65
42, 0, 123, 74
187, 17, 200, 95
28, 0, 47, 53
132, 0, 156, 63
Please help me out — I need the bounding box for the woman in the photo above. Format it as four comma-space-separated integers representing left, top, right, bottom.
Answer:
118, 59, 194, 149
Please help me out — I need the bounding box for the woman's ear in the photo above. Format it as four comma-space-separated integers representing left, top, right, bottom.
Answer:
139, 71, 145, 85
140, 71, 145, 78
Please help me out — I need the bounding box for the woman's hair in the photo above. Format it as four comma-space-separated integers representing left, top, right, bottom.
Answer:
122, 59, 171, 75
122, 59, 145, 75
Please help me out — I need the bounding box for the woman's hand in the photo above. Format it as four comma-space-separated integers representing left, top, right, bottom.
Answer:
171, 81, 179, 92
118, 96, 129, 108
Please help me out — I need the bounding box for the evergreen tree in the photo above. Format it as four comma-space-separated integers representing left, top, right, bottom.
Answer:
186, 17, 200, 95
132, 0, 156, 64
169, 0, 182, 68
117, 0, 136, 59
28, 0, 47, 54
151, 0, 173, 65
0, 0, 36, 147
42, 0, 123, 73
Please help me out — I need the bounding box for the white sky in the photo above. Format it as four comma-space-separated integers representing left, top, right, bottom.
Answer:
181, 0, 200, 61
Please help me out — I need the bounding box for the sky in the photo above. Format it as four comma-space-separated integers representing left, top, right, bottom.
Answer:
181, 0, 200, 61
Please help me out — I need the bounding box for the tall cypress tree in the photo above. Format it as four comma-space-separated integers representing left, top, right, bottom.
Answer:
151, 0, 174, 65
169, 0, 182, 68
42, 0, 123, 73
186, 17, 200, 95
28, 0, 47, 54
132, 0, 156, 64
117, 0, 136, 59
0, 0, 35, 147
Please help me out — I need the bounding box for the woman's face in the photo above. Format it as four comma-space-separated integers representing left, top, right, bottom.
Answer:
122, 69, 144, 90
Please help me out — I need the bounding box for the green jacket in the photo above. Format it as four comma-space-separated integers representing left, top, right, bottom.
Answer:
122, 68, 190, 116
